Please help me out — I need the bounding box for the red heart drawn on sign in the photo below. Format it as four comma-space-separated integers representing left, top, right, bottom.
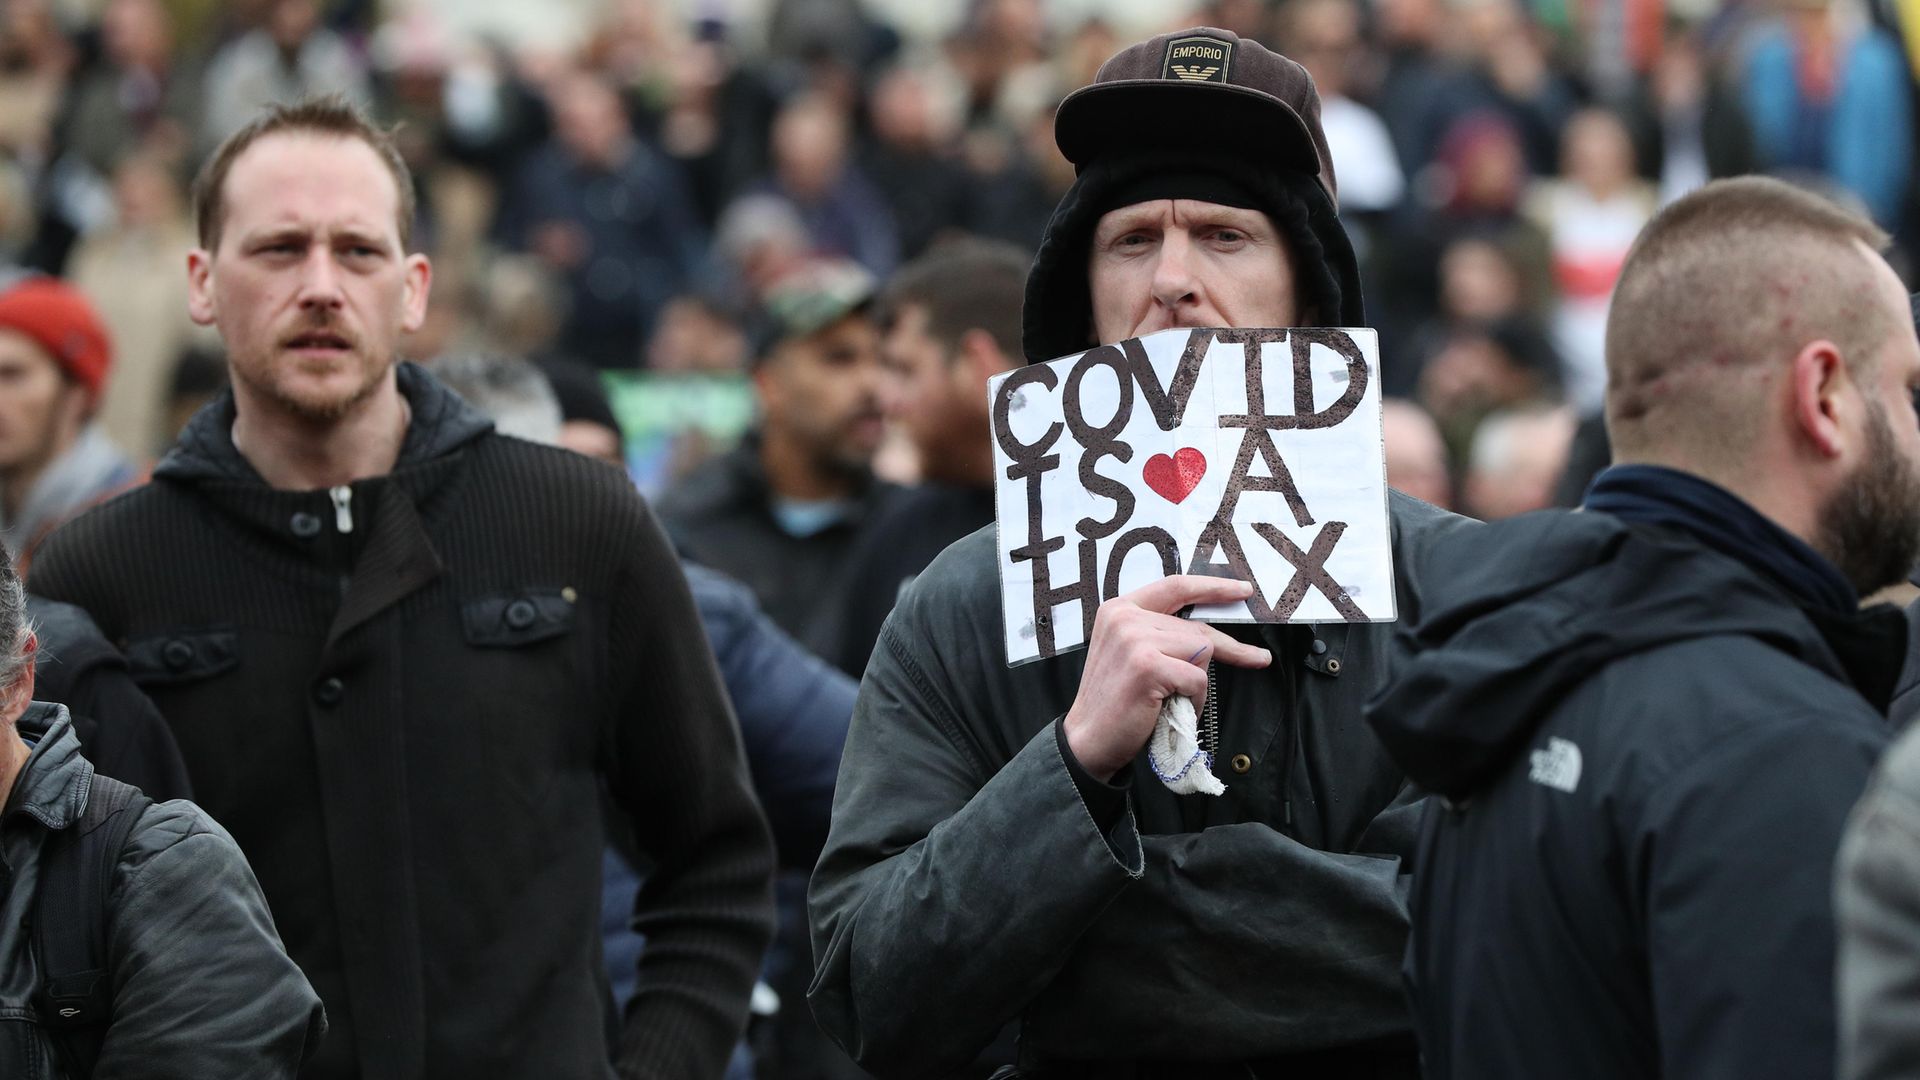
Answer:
1143, 447, 1207, 503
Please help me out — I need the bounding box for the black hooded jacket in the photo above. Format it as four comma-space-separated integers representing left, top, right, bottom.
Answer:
30, 364, 775, 1080
809, 66, 1477, 1075
1367, 507, 1901, 1080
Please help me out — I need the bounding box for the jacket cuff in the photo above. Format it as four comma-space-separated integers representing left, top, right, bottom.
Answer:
1055, 717, 1131, 825
1053, 717, 1140, 873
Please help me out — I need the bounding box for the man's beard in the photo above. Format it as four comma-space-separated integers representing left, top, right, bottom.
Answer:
234, 348, 390, 425
1818, 399, 1920, 595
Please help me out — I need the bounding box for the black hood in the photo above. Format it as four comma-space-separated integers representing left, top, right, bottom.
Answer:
1365, 509, 1896, 801
1020, 152, 1365, 365
154, 361, 494, 484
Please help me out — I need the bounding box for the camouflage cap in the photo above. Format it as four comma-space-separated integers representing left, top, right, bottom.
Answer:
750, 260, 877, 362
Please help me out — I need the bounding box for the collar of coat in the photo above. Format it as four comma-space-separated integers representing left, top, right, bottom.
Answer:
152, 361, 495, 487
3, 703, 87, 831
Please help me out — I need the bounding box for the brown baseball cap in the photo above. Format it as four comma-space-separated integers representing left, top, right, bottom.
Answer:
1054, 26, 1337, 206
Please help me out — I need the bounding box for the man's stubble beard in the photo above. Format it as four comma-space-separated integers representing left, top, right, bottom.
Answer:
233, 346, 393, 426
1819, 398, 1920, 595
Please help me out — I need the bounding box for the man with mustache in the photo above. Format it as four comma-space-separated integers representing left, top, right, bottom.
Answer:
29, 97, 775, 1080
1368, 176, 1920, 1078
807, 27, 1470, 1077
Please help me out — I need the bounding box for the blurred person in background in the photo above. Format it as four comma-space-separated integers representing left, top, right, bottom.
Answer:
497, 67, 708, 369
1282, 0, 1405, 216
836, 236, 1024, 674
1526, 107, 1656, 415
649, 294, 753, 372
861, 64, 969, 261
0, 0, 71, 162
712, 192, 815, 314
632, 26, 779, 228
944, 0, 1053, 135
1377, 110, 1550, 369
539, 352, 628, 465
199, 0, 370, 153
746, 91, 899, 277
1460, 402, 1576, 519
1419, 315, 1563, 458
0, 276, 131, 573
957, 96, 1069, 252
1384, 397, 1455, 510
1394, 233, 1548, 398
68, 152, 211, 459
57, 0, 201, 183
1743, 0, 1911, 230
659, 259, 897, 664
1620, 24, 1756, 205
1457, 0, 1579, 176
1374, 0, 1475, 179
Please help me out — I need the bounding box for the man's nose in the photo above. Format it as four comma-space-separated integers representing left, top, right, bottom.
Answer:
297, 248, 345, 309
1150, 232, 1198, 312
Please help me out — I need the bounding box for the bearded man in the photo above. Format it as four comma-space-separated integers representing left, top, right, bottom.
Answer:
1369, 176, 1920, 1080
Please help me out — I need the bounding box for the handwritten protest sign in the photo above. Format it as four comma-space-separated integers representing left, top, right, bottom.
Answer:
990, 326, 1395, 666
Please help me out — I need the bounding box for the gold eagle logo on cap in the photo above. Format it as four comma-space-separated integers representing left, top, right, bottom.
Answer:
1162, 36, 1233, 82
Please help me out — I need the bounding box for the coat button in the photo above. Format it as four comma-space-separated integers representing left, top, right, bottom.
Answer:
161, 639, 194, 671
1326, 658, 1342, 675
1230, 753, 1253, 774
312, 677, 345, 706
290, 512, 321, 538
1310, 638, 1328, 655
504, 599, 539, 630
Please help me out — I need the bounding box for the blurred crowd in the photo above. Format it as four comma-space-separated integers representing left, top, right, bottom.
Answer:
0, 0, 1917, 526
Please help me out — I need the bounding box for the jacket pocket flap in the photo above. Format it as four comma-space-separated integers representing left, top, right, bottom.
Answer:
125, 629, 240, 686
461, 590, 574, 648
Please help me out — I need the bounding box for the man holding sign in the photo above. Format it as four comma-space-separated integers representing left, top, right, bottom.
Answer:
809, 27, 1468, 1078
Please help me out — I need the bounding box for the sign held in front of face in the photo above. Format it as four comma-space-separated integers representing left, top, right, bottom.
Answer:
991, 326, 1395, 666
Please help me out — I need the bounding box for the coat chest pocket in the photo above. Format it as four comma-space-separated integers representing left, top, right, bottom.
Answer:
455, 588, 591, 815
460, 589, 575, 648
124, 628, 240, 686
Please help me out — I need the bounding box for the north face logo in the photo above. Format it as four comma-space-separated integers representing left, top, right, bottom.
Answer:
1528, 737, 1583, 794
1162, 37, 1233, 83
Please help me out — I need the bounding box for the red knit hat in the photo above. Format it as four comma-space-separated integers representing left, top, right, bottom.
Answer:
0, 277, 112, 400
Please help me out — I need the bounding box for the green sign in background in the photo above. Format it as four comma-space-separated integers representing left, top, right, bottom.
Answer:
602, 373, 758, 497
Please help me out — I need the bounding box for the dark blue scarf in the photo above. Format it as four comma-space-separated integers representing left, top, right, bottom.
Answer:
1584, 464, 1857, 614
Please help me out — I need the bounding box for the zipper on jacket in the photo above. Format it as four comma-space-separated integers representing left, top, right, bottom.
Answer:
1202, 661, 1219, 762
330, 485, 354, 534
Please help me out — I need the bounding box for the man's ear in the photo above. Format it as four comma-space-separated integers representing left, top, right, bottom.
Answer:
400, 253, 433, 334
751, 355, 784, 421
956, 328, 1014, 384
2, 634, 37, 723
186, 249, 217, 327
1788, 338, 1850, 460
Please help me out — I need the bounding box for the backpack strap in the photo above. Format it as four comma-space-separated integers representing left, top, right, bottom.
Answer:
31, 773, 152, 1079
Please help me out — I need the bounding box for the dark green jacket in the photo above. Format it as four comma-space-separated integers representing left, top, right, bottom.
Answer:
809, 491, 1470, 1077
2, 705, 324, 1078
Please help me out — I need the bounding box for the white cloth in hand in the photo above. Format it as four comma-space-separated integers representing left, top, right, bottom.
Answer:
1147, 693, 1226, 796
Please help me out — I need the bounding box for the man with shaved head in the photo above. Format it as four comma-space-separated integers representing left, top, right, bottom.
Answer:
1370, 176, 1920, 1079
